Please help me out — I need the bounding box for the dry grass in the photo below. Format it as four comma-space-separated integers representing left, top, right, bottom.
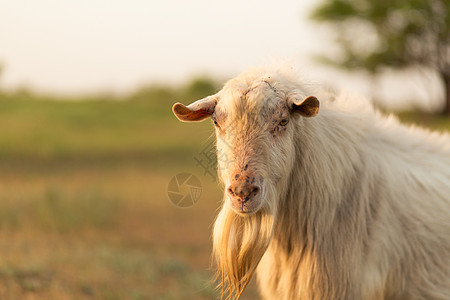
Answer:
0, 165, 226, 300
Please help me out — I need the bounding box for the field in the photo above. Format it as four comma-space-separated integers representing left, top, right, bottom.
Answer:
0, 84, 448, 300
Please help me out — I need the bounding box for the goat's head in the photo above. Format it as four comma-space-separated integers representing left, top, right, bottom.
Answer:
173, 71, 320, 298
173, 75, 319, 216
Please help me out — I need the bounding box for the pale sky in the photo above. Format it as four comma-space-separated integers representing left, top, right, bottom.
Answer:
0, 0, 443, 110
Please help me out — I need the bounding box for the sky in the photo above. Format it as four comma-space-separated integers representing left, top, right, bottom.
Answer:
0, 0, 444, 110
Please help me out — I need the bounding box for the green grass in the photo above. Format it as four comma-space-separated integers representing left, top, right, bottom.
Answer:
0, 96, 208, 159
0, 85, 448, 299
0, 89, 217, 178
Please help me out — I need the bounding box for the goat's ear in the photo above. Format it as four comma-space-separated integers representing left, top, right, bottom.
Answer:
172, 95, 218, 122
289, 95, 319, 118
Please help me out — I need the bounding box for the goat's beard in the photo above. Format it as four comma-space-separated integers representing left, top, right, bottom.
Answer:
212, 198, 275, 299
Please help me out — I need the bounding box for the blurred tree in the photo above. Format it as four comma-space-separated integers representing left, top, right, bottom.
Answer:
311, 0, 450, 115
127, 77, 219, 111
129, 85, 177, 102
184, 77, 218, 102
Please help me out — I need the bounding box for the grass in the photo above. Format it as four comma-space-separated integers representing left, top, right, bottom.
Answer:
0, 161, 224, 299
0, 83, 228, 299
0, 84, 448, 299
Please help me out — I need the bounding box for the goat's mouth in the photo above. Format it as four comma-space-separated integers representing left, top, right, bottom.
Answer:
228, 194, 263, 215
226, 173, 264, 215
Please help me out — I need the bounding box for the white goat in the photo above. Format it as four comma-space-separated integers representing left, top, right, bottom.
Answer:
172, 67, 450, 300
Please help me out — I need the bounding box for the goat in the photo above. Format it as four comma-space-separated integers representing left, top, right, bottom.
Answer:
172, 67, 450, 299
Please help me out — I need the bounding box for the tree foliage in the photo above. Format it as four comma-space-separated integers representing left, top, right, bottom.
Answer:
311, 0, 450, 114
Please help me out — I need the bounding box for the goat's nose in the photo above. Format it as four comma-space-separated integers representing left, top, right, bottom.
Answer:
227, 182, 260, 203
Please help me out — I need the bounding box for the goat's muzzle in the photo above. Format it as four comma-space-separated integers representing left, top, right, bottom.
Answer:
227, 172, 262, 214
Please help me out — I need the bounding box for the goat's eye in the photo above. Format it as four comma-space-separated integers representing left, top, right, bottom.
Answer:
213, 119, 220, 128
279, 119, 289, 126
